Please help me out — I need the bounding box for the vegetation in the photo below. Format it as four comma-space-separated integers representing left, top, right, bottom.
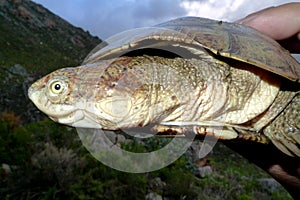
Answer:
0, 111, 292, 199
0, 0, 100, 74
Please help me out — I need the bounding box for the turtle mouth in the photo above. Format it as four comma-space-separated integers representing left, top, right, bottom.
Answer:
28, 86, 48, 113
28, 85, 39, 102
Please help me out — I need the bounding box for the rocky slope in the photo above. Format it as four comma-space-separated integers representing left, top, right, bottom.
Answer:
0, 0, 101, 121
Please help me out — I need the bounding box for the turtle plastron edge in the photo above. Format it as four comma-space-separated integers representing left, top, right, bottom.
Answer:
152, 124, 270, 144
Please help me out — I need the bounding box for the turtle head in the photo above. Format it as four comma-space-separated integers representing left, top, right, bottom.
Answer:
28, 67, 79, 124
27, 59, 155, 129
28, 57, 183, 130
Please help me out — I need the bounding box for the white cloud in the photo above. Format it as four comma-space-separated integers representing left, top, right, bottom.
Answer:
180, 0, 293, 22
180, 0, 245, 20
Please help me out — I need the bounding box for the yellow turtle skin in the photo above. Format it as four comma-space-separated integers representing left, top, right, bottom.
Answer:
28, 17, 300, 157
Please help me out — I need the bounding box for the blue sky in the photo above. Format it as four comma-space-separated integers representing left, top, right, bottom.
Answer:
31, 0, 293, 39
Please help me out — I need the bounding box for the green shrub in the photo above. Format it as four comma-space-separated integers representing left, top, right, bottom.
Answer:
0, 115, 293, 199
0, 111, 32, 165
69, 154, 147, 200
25, 119, 80, 150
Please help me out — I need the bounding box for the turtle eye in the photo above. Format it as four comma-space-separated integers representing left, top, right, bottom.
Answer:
46, 78, 69, 103
50, 81, 65, 94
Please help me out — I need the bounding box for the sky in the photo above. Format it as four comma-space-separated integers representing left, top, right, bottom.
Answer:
31, 0, 295, 40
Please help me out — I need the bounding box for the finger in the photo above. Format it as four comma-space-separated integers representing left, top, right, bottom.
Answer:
237, 3, 300, 41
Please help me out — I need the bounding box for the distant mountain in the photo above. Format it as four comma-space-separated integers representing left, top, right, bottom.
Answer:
0, 0, 101, 121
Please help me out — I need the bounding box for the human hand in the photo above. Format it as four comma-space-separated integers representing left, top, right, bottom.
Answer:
237, 2, 300, 53
226, 4, 300, 198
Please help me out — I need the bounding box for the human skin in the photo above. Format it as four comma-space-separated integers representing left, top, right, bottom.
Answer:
226, 3, 300, 198
237, 2, 300, 53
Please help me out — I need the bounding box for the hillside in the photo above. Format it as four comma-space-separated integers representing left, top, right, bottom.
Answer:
0, 0, 101, 120
0, 0, 101, 72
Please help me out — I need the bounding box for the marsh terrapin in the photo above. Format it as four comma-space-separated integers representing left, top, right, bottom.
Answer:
28, 17, 300, 157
